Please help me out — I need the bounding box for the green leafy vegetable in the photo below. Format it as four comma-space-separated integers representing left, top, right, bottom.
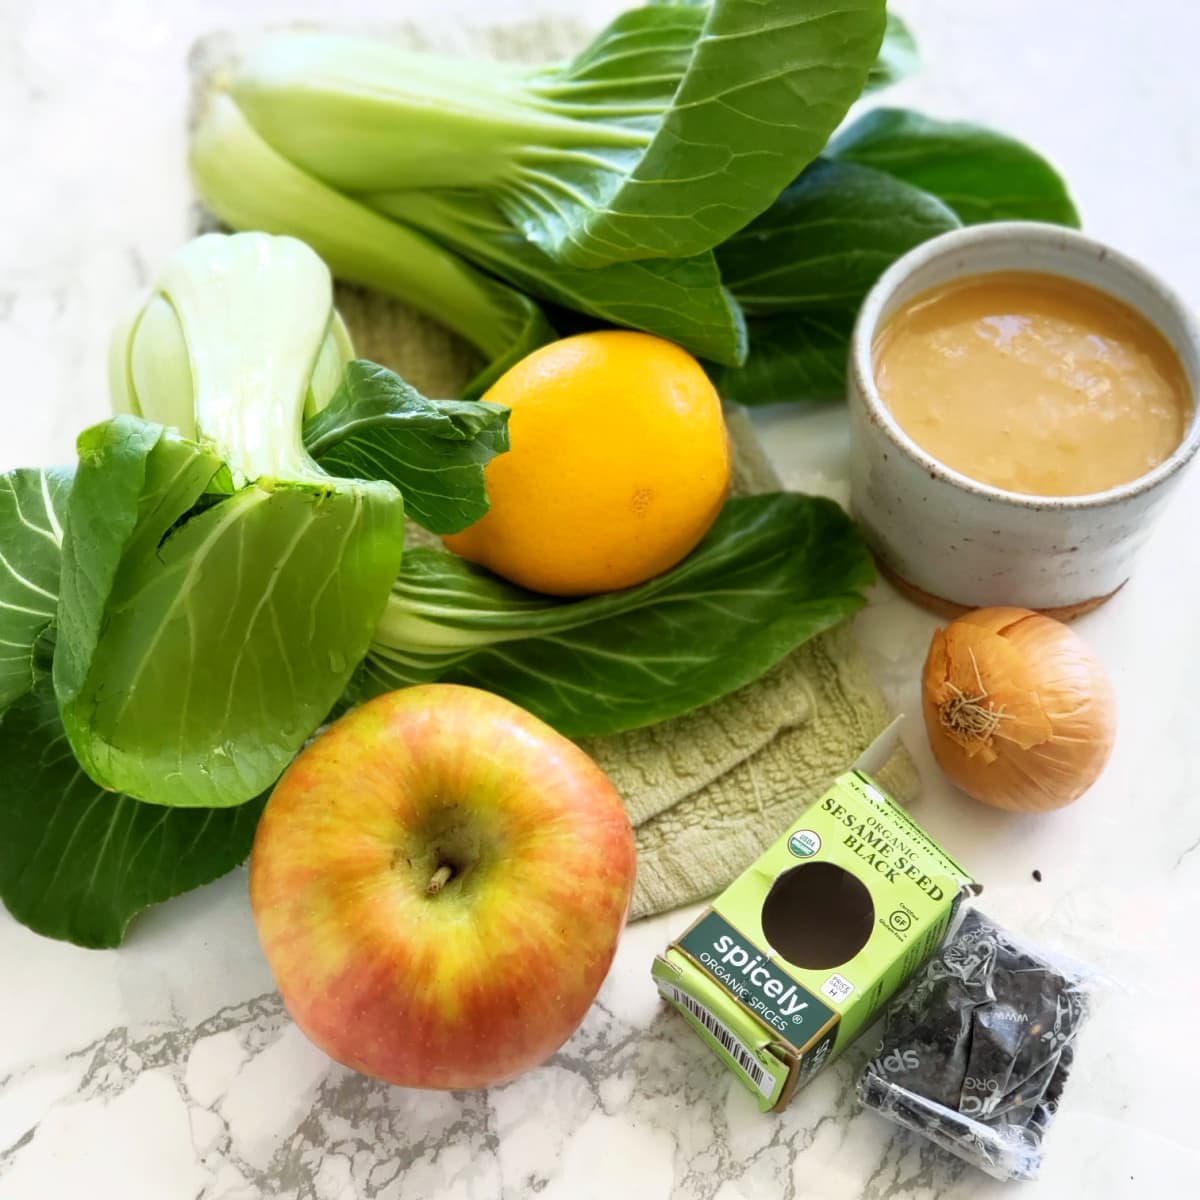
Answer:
866, 13, 920, 93
60, 232, 469, 810
714, 158, 961, 404
718, 159, 961, 316
829, 108, 1081, 228
0, 468, 72, 712
368, 189, 747, 366
711, 313, 856, 409
304, 359, 510, 535
0, 674, 267, 949
358, 494, 874, 737
193, 63, 749, 370
224, 0, 888, 267
56, 233, 515, 809
0, 231, 518, 944
0, 477, 266, 948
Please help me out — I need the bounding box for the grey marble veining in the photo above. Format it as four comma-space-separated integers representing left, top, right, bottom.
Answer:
0, 948, 970, 1199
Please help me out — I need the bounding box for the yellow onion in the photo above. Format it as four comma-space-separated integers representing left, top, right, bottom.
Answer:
921, 607, 1116, 812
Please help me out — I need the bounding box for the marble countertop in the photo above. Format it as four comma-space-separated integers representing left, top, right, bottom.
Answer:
3, 1, 1199, 1197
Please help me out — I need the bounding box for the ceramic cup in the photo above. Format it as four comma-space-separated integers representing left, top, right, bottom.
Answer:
847, 221, 1200, 618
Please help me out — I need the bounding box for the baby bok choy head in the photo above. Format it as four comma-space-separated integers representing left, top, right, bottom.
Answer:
53, 232, 507, 811
52, 233, 404, 810
224, 1, 888, 269
108, 232, 356, 482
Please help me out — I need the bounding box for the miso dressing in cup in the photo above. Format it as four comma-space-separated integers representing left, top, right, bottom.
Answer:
872, 271, 1191, 497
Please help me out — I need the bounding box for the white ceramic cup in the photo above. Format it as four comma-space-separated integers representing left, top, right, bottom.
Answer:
847, 222, 1200, 617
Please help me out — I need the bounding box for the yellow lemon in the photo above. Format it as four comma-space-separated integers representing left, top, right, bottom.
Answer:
444, 331, 731, 596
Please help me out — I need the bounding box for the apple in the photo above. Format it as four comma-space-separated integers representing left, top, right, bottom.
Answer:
249, 683, 637, 1090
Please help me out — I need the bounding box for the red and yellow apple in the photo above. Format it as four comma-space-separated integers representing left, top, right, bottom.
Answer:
249, 683, 637, 1089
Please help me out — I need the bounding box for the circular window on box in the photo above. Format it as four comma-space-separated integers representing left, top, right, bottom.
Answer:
761, 861, 875, 971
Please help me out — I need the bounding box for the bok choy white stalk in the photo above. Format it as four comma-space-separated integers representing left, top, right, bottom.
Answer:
190, 96, 554, 397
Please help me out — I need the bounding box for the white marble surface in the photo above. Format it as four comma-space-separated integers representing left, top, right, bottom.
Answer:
3, 1, 1200, 1196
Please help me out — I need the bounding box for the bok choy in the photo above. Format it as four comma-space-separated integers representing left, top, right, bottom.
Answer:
356, 493, 874, 738
226, 0, 888, 268
190, 94, 745, 377
55, 234, 408, 809
189, 0, 893, 381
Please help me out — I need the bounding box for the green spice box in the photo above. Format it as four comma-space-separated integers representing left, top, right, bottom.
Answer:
652, 769, 976, 1110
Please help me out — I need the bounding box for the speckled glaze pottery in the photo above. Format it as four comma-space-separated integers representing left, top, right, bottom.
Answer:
847, 222, 1200, 617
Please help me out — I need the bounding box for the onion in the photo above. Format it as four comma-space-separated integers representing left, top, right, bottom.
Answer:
921, 607, 1116, 812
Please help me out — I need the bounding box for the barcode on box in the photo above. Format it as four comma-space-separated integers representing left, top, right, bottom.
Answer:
664, 985, 776, 1100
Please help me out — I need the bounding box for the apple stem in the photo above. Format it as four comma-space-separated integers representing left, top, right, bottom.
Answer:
426, 864, 454, 895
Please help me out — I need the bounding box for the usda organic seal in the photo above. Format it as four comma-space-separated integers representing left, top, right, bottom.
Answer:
787, 830, 821, 858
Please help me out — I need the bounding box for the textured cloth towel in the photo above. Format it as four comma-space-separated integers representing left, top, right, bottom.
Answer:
190, 15, 918, 922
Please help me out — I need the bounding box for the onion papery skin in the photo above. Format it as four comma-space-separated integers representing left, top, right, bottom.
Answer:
921, 607, 1116, 812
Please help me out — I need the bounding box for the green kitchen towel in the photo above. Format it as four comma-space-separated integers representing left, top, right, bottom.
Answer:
189, 17, 918, 922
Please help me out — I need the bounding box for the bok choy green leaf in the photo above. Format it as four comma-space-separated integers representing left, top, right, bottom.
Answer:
0, 673, 268, 949
366, 189, 747, 367
0, 474, 267, 948
53, 414, 403, 810
717, 159, 961, 317
357, 493, 874, 737
829, 107, 1081, 228
0, 468, 72, 712
225, 0, 888, 267
303, 359, 509, 535
714, 157, 960, 405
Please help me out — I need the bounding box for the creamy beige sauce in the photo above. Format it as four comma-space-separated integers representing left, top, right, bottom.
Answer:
873, 271, 1191, 496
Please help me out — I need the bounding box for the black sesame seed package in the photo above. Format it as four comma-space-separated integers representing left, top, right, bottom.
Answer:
856, 908, 1096, 1182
